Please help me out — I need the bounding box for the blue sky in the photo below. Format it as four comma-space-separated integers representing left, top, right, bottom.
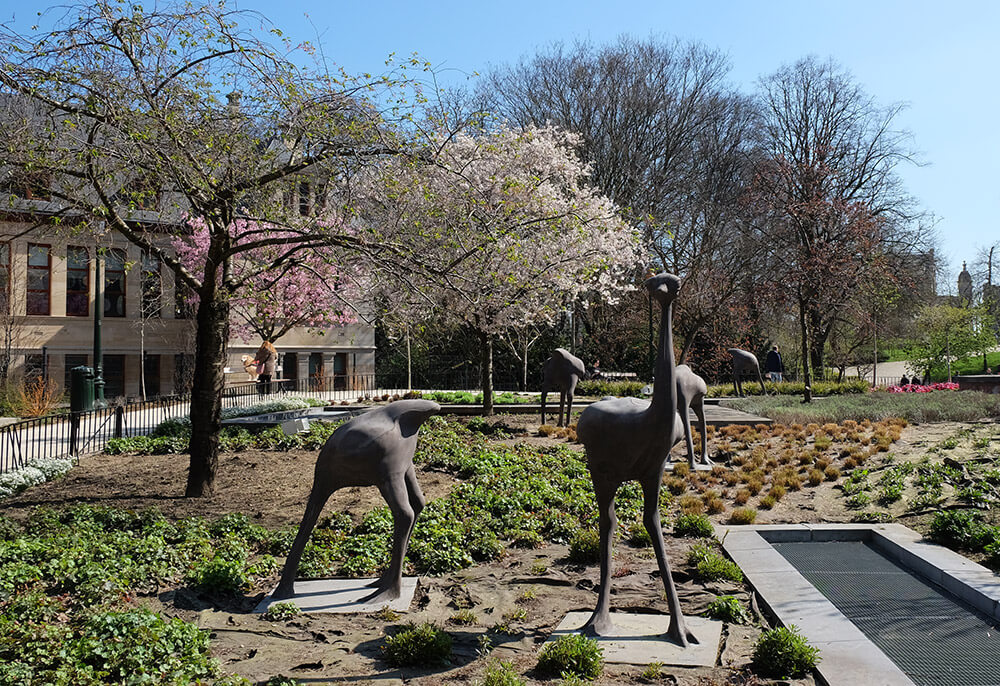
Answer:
8, 1, 998, 293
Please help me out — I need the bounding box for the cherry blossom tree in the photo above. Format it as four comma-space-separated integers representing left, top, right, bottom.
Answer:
172, 217, 358, 344
362, 124, 644, 414
0, 0, 420, 495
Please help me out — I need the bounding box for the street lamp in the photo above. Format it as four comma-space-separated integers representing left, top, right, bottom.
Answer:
93, 252, 106, 407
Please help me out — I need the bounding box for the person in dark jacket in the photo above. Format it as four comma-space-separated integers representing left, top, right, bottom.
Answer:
764, 345, 784, 382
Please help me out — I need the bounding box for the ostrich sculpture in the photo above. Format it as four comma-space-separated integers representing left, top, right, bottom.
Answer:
676, 364, 711, 468
540, 348, 587, 427
272, 399, 441, 604
728, 348, 766, 397
576, 272, 697, 646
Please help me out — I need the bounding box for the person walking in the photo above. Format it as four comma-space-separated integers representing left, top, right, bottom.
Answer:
254, 340, 277, 396
764, 345, 784, 383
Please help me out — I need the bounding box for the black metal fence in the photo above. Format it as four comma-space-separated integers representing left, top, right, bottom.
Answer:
0, 374, 412, 475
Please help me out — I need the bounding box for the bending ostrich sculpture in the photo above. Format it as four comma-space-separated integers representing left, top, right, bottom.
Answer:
676, 364, 711, 468
272, 399, 441, 604
576, 272, 697, 646
541, 348, 587, 427
728, 348, 766, 397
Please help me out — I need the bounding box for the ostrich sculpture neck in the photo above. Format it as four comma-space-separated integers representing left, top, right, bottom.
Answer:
649, 286, 677, 423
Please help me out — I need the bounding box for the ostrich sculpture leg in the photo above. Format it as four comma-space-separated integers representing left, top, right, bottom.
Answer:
576, 273, 697, 646
540, 348, 587, 427
272, 400, 440, 604
676, 364, 711, 468
728, 348, 766, 397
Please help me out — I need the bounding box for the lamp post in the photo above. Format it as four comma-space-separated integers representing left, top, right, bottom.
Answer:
93, 252, 107, 407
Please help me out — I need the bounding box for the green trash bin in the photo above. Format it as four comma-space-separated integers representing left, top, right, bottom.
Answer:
70, 366, 95, 412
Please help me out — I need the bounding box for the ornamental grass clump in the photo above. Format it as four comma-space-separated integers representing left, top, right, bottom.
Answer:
751, 625, 820, 678
536, 634, 603, 680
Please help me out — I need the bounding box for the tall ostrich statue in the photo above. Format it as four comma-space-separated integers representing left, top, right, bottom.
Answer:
576, 272, 697, 646
728, 348, 766, 397
272, 399, 441, 604
540, 348, 587, 427
676, 364, 711, 468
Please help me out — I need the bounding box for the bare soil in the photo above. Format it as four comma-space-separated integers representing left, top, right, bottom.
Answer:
4, 412, 995, 685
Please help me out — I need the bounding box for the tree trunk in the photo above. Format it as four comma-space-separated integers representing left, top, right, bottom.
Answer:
798, 297, 813, 403
479, 330, 494, 416
809, 309, 829, 382
185, 285, 230, 497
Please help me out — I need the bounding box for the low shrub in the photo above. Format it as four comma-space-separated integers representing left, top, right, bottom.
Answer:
929, 510, 998, 551
382, 622, 452, 667
568, 529, 601, 564
536, 634, 603, 680
575, 379, 645, 398
751, 625, 820, 678
262, 601, 301, 622
687, 543, 743, 583
705, 595, 750, 623
673, 513, 714, 538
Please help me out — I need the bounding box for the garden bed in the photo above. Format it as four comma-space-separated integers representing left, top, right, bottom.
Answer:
3, 411, 999, 684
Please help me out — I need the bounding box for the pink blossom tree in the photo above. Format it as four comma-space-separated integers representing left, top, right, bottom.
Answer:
363, 125, 644, 414
172, 217, 358, 344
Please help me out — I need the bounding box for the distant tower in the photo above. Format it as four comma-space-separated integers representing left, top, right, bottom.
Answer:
958, 261, 973, 306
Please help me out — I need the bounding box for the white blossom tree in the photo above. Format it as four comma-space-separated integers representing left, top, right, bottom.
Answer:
362, 125, 644, 414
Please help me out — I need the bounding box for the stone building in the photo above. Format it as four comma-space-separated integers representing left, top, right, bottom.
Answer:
0, 214, 374, 400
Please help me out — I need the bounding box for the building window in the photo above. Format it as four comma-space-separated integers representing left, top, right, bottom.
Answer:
104, 248, 126, 318
66, 246, 90, 316
24, 353, 45, 381
143, 353, 161, 397
27, 243, 51, 315
174, 353, 194, 394
141, 251, 161, 318
0, 242, 9, 315
102, 354, 125, 399
64, 354, 88, 391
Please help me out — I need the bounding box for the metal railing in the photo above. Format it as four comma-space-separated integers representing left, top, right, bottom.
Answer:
0, 395, 191, 475
0, 374, 416, 475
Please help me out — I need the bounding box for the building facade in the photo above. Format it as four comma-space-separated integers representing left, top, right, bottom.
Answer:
0, 216, 374, 400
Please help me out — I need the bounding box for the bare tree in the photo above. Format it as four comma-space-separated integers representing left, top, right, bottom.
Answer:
750, 56, 929, 398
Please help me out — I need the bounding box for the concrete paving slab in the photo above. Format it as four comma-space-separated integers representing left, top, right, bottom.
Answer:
546, 612, 722, 666
255, 577, 418, 614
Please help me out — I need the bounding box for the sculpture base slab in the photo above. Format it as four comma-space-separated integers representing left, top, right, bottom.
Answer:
692, 463, 714, 472
255, 577, 417, 614
547, 612, 722, 666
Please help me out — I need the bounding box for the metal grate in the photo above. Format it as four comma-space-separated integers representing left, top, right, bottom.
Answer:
772, 541, 1000, 686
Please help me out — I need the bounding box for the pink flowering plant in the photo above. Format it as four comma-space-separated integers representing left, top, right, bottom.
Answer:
173, 216, 358, 343
885, 382, 959, 393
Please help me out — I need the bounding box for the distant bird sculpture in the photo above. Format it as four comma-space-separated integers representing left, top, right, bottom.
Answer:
728, 348, 766, 397
540, 348, 587, 427
576, 272, 697, 646
676, 364, 711, 468
272, 399, 441, 604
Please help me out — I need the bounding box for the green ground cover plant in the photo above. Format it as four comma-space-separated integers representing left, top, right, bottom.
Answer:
707, 379, 870, 398
536, 634, 604, 680
726, 390, 1000, 425
0, 505, 275, 683
686, 542, 743, 583
381, 622, 452, 667
705, 595, 750, 624
751, 625, 820, 678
